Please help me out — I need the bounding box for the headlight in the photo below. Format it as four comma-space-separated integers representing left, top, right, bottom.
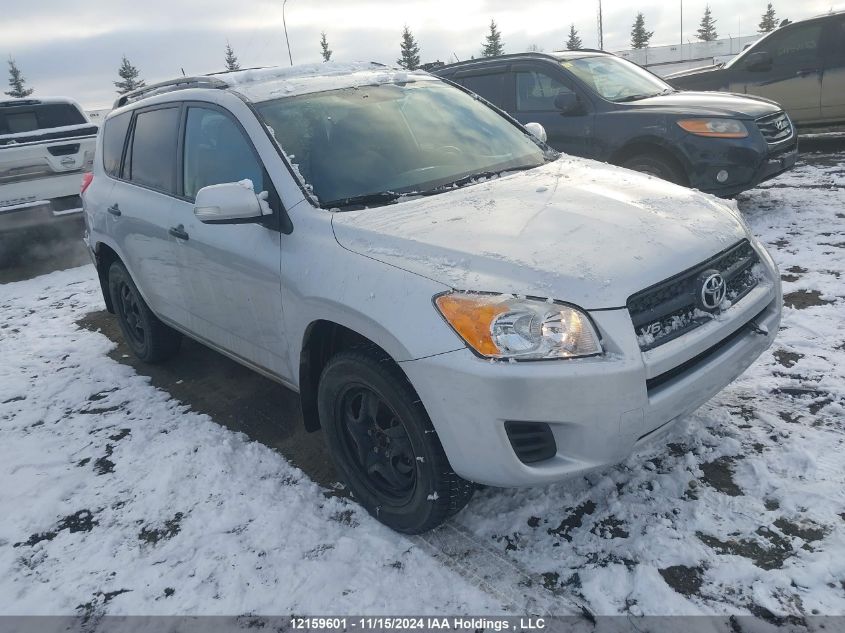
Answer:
677, 118, 748, 138
434, 292, 602, 360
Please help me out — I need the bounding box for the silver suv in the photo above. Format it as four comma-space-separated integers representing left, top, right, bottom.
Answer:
83, 63, 782, 533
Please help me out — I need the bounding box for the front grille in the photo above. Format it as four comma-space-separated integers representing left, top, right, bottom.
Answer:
646, 307, 767, 393
756, 111, 793, 144
627, 240, 760, 351
505, 422, 557, 464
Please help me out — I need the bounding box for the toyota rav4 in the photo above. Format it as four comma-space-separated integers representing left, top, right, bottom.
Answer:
82, 63, 782, 533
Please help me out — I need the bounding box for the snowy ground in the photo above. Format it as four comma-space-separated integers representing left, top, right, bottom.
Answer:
1, 152, 844, 621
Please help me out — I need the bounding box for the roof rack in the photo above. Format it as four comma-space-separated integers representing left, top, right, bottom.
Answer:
113, 76, 229, 109
437, 50, 611, 71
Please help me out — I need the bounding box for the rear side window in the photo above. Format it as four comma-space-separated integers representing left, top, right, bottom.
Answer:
102, 112, 131, 178
0, 103, 86, 135
457, 73, 506, 108
128, 107, 180, 194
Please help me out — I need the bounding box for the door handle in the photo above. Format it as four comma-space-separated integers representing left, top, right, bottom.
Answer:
796, 68, 817, 77
169, 224, 189, 241
107, 203, 121, 216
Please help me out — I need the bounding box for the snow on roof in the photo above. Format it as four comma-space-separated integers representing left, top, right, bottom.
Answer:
211, 62, 439, 102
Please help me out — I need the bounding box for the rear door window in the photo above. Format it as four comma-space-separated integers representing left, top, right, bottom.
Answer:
127, 107, 180, 194
823, 18, 845, 65
456, 73, 506, 108
102, 112, 132, 178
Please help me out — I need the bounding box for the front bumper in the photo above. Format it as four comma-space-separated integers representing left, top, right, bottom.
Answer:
403, 248, 782, 487
682, 127, 798, 197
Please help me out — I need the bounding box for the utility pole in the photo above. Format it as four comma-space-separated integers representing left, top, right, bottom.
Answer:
282, 0, 293, 66
597, 0, 604, 50
680, 0, 683, 58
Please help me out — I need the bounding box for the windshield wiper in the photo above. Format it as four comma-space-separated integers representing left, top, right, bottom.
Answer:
421, 165, 537, 195
613, 93, 656, 103
322, 191, 403, 209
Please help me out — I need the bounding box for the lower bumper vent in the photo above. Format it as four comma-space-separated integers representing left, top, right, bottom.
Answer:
505, 421, 557, 464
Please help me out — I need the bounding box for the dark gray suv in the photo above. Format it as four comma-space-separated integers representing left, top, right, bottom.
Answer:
667, 11, 845, 130
436, 51, 797, 196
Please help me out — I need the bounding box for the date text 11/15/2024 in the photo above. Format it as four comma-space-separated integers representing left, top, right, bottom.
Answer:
289, 617, 547, 630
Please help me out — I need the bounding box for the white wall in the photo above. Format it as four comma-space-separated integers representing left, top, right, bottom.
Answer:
614, 35, 761, 76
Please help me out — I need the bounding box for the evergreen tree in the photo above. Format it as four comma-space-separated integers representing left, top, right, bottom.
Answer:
481, 19, 505, 57
630, 13, 654, 49
397, 26, 420, 70
526, 43, 543, 53
5, 57, 33, 98
566, 24, 583, 50
696, 5, 719, 41
758, 3, 778, 33
224, 42, 240, 71
320, 32, 332, 62
114, 56, 145, 94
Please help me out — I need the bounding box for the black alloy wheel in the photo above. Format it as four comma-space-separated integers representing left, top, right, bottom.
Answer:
317, 350, 474, 533
337, 385, 417, 503
107, 261, 181, 363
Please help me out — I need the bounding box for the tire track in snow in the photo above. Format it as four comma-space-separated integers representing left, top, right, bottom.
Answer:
410, 521, 594, 618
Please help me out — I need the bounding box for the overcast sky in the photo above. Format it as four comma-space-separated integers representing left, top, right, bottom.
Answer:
3, 0, 838, 108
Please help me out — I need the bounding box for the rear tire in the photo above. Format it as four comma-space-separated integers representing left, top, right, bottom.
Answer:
317, 349, 473, 533
622, 154, 686, 185
108, 261, 181, 363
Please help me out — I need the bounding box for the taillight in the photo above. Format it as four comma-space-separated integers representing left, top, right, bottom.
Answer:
81, 172, 94, 195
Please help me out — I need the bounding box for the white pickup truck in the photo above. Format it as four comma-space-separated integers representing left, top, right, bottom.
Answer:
0, 97, 98, 232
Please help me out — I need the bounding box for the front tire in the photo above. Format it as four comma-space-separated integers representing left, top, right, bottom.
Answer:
108, 261, 181, 363
622, 153, 686, 185
317, 350, 473, 533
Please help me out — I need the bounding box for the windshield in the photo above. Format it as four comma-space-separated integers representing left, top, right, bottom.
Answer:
255, 81, 551, 208
563, 56, 672, 102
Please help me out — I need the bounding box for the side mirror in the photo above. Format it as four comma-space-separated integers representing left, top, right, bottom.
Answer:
524, 122, 547, 143
745, 51, 773, 72
553, 92, 580, 115
194, 180, 267, 224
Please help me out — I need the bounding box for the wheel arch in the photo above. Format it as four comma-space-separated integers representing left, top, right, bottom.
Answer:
299, 319, 407, 433
609, 139, 691, 186
93, 241, 122, 313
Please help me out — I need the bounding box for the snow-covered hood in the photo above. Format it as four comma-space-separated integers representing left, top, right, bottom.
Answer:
331, 157, 748, 310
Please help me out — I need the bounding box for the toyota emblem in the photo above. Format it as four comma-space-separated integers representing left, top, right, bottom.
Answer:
699, 271, 727, 311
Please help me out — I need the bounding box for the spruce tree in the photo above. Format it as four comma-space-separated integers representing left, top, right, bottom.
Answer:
696, 5, 719, 41
114, 56, 145, 94
526, 44, 543, 53
481, 19, 505, 57
320, 32, 332, 62
566, 24, 583, 50
5, 58, 34, 98
224, 42, 240, 71
630, 13, 654, 49
758, 3, 778, 33
397, 26, 420, 70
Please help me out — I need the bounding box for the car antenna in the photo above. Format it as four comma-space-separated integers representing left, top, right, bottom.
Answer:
181, 67, 186, 77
